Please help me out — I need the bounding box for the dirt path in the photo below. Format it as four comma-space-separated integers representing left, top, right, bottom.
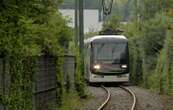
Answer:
82, 86, 172, 110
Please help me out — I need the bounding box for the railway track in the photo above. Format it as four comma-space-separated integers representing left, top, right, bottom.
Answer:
97, 85, 111, 110
97, 85, 136, 110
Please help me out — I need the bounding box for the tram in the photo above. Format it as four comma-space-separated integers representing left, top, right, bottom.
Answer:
84, 35, 129, 82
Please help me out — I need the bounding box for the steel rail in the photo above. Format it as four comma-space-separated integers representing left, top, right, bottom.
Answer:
97, 85, 111, 110
119, 86, 137, 110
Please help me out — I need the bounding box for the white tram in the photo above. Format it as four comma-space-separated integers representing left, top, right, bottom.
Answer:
84, 35, 129, 83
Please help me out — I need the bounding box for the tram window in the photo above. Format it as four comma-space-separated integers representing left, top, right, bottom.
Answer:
93, 42, 128, 63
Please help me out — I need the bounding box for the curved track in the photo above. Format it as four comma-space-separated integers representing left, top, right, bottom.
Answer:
97, 85, 111, 110
97, 85, 136, 110
119, 86, 137, 110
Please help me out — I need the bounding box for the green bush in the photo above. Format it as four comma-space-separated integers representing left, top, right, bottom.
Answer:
124, 0, 173, 95
69, 42, 87, 98
0, 0, 72, 109
148, 30, 173, 95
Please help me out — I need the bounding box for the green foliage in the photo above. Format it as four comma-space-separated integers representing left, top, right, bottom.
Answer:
69, 42, 87, 98
123, 21, 141, 39
148, 30, 173, 95
138, 13, 172, 88
142, 13, 170, 53
102, 16, 121, 30
141, 13, 171, 71
0, 57, 36, 110
0, 0, 72, 109
124, 0, 173, 96
142, 0, 173, 19
129, 39, 143, 83
122, 22, 143, 84
84, 31, 98, 39
58, 92, 84, 110
74, 49, 87, 98
56, 57, 65, 106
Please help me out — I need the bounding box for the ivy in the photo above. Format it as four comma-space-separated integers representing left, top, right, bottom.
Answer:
56, 56, 65, 106
0, 0, 72, 109
69, 42, 87, 98
6, 57, 35, 110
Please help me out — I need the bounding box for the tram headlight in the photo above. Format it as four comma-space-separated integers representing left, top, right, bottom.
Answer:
121, 64, 127, 69
93, 64, 101, 70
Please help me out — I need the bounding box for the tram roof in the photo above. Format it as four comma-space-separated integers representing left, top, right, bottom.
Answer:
84, 35, 128, 43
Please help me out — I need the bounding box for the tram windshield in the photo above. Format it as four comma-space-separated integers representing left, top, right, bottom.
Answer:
93, 42, 128, 64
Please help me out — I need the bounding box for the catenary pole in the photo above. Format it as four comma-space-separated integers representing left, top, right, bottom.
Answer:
78, 0, 84, 74
75, 0, 79, 46
79, 0, 84, 52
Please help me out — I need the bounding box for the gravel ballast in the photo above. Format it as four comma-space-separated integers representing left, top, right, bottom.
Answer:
82, 86, 172, 110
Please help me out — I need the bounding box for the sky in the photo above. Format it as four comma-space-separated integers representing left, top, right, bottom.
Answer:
59, 9, 103, 33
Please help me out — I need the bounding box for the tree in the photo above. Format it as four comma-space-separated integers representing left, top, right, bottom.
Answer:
0, 0, 72, 109
124, 0, 173, 94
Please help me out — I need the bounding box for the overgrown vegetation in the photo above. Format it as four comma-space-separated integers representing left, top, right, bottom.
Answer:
123, 0, 173, 95
0, 0, 86, 109
58, 92, 85, 110
69, 41, 87, 98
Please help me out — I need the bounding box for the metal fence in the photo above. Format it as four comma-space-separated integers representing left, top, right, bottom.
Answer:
34, 56, 58, 110
0, 55, 76, 110
63, 55, 76, 90
0, 59, 10, 110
